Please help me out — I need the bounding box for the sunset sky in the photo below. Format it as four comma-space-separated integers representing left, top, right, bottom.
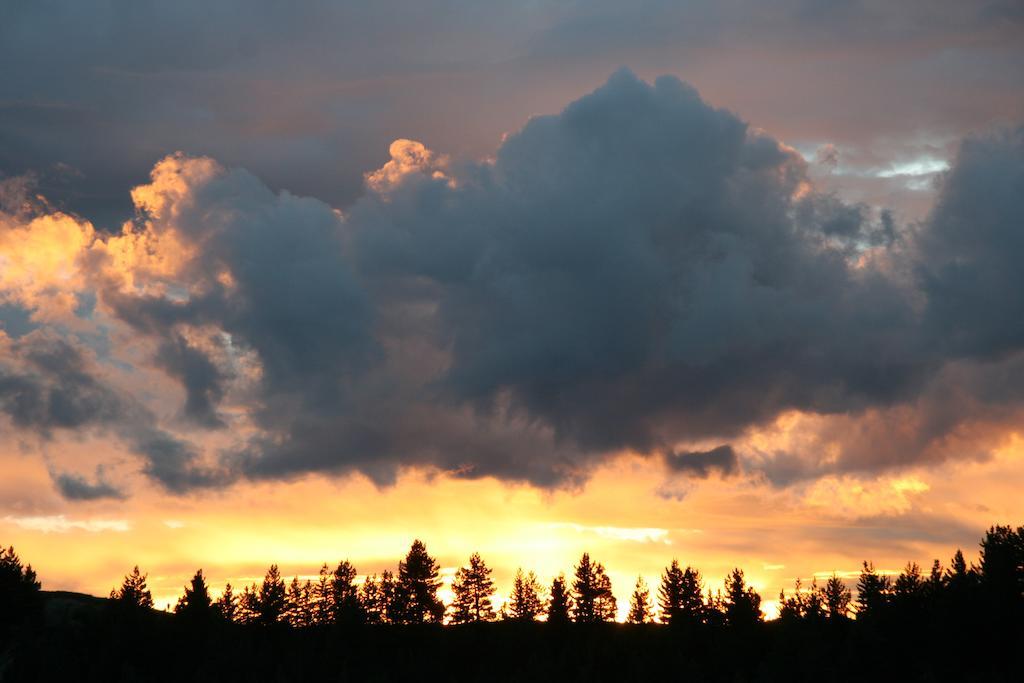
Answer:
2, 1, 1023, 619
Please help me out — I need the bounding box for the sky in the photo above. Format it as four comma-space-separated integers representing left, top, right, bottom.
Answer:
1, 0, 1023, 619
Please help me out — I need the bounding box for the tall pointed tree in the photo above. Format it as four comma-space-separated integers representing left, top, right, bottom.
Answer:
312, 563, 333, 625
658, 560, 685, 624
627, 576, 653, 624
286, 576, 314, 627
175, 569, 214, 622
331, 560, 365, 625
215, 583, 238, 622
257, 564, 286, 625
0, 545, 41, 628
856, 561, 891, 618
395, 540, 444, 624
823, 573, 851, 620
111, 566, 153, 610
722, 568, 762, 627
547, 575, 572, 625
237, 583, 260, 625
449, 552, 497, 624
507, 569, 544, 622
572, 553, 616, 623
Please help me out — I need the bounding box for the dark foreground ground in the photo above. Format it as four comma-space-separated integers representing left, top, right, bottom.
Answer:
0, 592, 1021, 683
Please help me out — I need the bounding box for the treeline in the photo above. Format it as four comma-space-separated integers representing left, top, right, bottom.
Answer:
2, 526, 1023, 681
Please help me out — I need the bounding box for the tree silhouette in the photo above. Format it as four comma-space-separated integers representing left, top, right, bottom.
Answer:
312, 563, 332, 625
237, 583, 260, 624
360, 573, 389, 624
174, 569, 214, 622
722, 568, 761, 627
627, 576, 653, 624
286, 576, 313, 627
657, 560, 685, 624
111, 566, 153, 610
547, 575, 572, 625
395, 540, 443, 624
0, 545, 41, 630
507, 569, 544, 621
215, 582, 237, 622
978, 525, 1024, 624
657, 562, 709, 626
823, 573, 852, 620
571, 553, 616, 623
257, 565, 286, 625
331, 560, 365, 625
855, 561, 890, 618
449, 552, 496, 624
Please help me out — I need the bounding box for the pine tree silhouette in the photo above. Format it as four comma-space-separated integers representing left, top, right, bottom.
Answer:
855, 561, 890, 618
331, 560, 364, 625
395, 540, 444, 624
722, 568, 761, 627
571, 553, 616, 623
507, 569, 544, 621
174, 569, 214, 622
823, 573, 851, 620
547, 575, 572, 625
285, 576, 314, 627
215, 583, 237, 622
312, 563, 332, 625
627, 576, 653, 624
111, 566, 153, 610
257, 565, 286, 625
449, 552, 496, 624
0, 545, 41, 630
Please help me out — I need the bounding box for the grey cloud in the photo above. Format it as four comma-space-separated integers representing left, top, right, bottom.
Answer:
350, 70, 927, 462
666, 445, 739, 479
52, 469, 126, 501
5, 68, 1024, 495
0, 331, 223, 495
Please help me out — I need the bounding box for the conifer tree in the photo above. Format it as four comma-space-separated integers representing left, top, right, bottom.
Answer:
257, 564, 286, 625
722, 568, 762, 627
111, 566, 153, 610
286, 576, 314, 627
237, 583, 260, 624
215, 583, 238, 622
822, 573, 851, 620
360, 574, 384, 624
507, 569, 544, 622
174, 569, 214, 622
395, 540, 444, 624
312, 563, 332, 625
855, 561, 891, 618
658, 560, 685, 624
548, 575, 572, 624
627, 576, 653, 624
572, 553, 616, 623
331, 560, 365, 625
449, 552, 497, 624
0, 545, 41, 629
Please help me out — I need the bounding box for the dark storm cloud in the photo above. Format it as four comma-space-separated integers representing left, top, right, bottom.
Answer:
1, 0, 1020, 229
53, 470, 126, 501
918, 127, 1024, 360
4, 62, 1024, 494
666, 445, 739, 479
153, 335, 226, 428
349, 71, 927, 461
0, 331, 223, 495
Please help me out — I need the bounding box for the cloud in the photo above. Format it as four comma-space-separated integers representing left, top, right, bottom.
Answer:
3, 514, 130, 533
665, 445, 739, 479
52, 469, 126, 501
1, 70, 1023, 496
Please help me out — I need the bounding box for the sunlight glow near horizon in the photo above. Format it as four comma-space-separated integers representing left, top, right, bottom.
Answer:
5, 437, 1022, 622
